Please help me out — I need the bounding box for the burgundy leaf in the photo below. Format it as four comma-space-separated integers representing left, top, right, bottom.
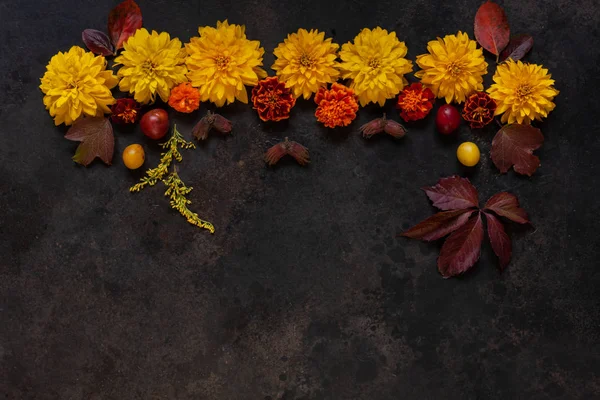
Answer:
108, 0, 143, 50
474, 1, 510, 58
438, 213, 484, 278
491, 124, 544, 176
64, 117, 114, 166
484, 211, 512, 270
82, 29, 114, 56
401, 209, 476, 241
484, 192, 529, 224
500, 34, 533, 62
422, 176, 479, 211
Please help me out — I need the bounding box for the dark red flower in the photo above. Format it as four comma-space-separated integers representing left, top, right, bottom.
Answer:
396, 83, 435, 122
462, 92, 497, 128
252, 77, 296, 122
110, 98, 141, 124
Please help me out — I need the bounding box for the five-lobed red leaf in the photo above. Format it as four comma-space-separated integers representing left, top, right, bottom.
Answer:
437, 213, 484, 278
401, 209, 476, 242
500, 34, 534, 62
474, 1, 510, 57
491, 124, 544, 176
64, 117, 114, 166
484, 192, 529, 224
422, 176, 479, 211
108, 0, 143, 50
484, 211, 512, 270
82, 29, 114, 56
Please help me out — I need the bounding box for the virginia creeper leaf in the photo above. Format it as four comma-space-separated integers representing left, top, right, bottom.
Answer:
500, 34, 533, 62
484, 211, 511, 270
401, 209, 476, 241
82, 29, 114, 56
64, 117, 114, 166
474, 1, 510, 58
422, 176, 479, 211
437, 213, 484, 278
484, 192, 529, 224
491, 124, 544, 176
108, 0, 143, 50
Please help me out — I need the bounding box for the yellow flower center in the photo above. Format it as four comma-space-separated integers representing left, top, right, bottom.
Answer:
214, 55, 231, 70
299, 53, 314, 67
368, 58, 380, 69
142, 60, 157, 76
446, 61, 463, 77
517, 84, 533, 99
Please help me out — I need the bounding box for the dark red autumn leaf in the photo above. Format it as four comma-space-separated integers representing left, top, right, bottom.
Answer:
401, 209, 476, 241
484, 192, 529, 224
64, 117, 114, 166
484, 211, 511, 270
474, 1, 510, 59
82, 29, 114, 56
108, 0, 143, 50
500, 34, 534, 62
438, 213, 484, 278
491, 124, 544, 176
422, 176, 479, 211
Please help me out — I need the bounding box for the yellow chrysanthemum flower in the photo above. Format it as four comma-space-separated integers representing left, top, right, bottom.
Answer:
339, 27, 413, 107
114, 28, 188, 104
185, 20, 267, 107
272, 28, 340, 99
415, 31, 488, 104
487, 59, 559, 124
39, 46, 118, 126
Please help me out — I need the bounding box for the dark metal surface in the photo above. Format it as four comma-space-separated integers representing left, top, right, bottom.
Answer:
1, 0, 599, 398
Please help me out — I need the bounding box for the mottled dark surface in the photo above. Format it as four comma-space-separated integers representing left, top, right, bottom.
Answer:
1, 0, 599, 398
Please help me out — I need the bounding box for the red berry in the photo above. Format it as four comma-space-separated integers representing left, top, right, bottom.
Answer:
140, 109, 169, 140
436, 105, 461, 135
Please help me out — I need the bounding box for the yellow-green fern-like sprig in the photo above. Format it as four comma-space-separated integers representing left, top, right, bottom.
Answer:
163, 170, 215, 233
130, 125, 196, 192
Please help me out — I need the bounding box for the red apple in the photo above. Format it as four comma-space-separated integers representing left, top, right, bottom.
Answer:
436, 105, 461, 135
140, 109, 169, 140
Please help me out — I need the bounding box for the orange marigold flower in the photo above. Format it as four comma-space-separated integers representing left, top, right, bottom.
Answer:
462, 92, 497, 128
111, 98, 141, 124
396, 83, 435, 122
168, 82, 201, 113
314, 83, 359, 128
251, 77, 296, 122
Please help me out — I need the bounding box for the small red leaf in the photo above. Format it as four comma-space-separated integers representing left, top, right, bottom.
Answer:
484, 211, 511, 270
500, 34, 533, 62
82, 29, 114, 56
491, 124, 544, 176
438, 213, 484, 278
401, 209, 476, 241
422, 176, 479, 211
64, 117, 114, 166
474, 1, 510, 57
484, 192, 529, 224
108, 0, 143, 50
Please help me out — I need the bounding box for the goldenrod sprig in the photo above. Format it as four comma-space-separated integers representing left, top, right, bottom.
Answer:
163, 169, 215, 233
130, 125, 196, 192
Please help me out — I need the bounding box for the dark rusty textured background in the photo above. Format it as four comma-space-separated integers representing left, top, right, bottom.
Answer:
1, 0, 599, 399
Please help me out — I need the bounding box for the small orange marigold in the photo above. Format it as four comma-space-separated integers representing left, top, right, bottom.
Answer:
314, 83, 359, 128
168, 82, 201, 113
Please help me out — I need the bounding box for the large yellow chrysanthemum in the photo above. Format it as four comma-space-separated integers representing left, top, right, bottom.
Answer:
185, 20, 267, 107
272, 29, 340, 100
487, 59, 559, 124
339, 27, 413, 107
415, 31, 488, 104
39, 46, 118, 126
114, 28, 188, 104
